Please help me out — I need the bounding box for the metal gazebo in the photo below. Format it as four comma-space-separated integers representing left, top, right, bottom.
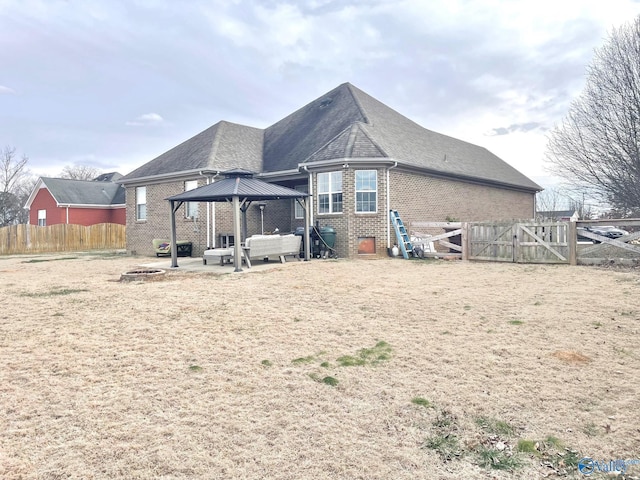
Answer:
166, 169, 311, 272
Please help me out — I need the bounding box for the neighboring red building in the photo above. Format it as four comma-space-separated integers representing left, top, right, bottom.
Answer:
24, 173, 126, 226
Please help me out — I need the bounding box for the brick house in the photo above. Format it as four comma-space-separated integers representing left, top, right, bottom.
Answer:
118, 83, 541, 258
25, 173, 126, 226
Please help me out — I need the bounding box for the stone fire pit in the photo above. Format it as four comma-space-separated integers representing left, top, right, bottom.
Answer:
119, 268, 166, 282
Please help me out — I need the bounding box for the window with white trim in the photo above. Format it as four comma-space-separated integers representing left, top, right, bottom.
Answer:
294, 184, 308, 219
355, 170, 377, 213
37, 209, 46, 226
317, 171, 342, 214
185, 180, 198, 218
136, 186, 147, 221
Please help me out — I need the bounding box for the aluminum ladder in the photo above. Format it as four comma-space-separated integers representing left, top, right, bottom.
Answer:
390, 210, 413, 259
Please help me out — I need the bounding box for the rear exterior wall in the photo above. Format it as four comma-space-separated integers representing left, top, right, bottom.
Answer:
125, 180, 212, 256
389, 170, 535, 224
125, 180, 298, 257
310, 168, 535, 259
312, 167, 389, 259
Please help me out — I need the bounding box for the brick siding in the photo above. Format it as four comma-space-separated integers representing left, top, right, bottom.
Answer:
389, 169, 535, 224
125, 178, 299, 256
126, 168, 535, 259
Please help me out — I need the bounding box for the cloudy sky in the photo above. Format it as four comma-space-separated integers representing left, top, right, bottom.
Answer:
1, 0, 639, 188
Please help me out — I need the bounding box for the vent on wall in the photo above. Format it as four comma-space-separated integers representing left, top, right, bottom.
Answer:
358, 237, 376, 254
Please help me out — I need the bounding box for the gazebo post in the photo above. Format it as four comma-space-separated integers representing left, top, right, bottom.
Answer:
169, 200, 179, 268
240, 200, 251, 242
232, 195, 243, 272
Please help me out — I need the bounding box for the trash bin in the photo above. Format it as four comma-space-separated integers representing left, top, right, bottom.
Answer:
296, 225, 337, 258
318, 226, 336, 256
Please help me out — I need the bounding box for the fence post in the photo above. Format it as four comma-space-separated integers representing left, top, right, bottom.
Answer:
461, 222, 469, 261
568, 221, 577, 266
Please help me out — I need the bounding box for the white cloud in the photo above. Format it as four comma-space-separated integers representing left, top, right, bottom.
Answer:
125, 113, 164, 127
3, 0, 639, 179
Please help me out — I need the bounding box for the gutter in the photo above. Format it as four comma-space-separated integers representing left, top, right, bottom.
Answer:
299, 157, 397, 169
257, 169, 302, 179
301, 165, 313, 225
117, 168, 220, 186
58, 203, 122, 209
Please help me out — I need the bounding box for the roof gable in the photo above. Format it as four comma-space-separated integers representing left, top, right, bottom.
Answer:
119, 121, 263, 182
263, 83, 368, 172
306, 123, 386, 163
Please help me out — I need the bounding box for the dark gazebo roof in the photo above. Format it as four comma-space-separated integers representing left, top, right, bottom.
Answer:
166, 169, 307, 203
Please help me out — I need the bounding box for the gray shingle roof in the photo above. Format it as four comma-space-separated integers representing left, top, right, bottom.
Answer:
41, 177, 125, 206
119, 121, 263, 182
120, 83, 540, 191
264, 83, 540, 190
263, 85, 368, 172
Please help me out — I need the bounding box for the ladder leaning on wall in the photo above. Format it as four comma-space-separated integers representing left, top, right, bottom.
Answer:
390, 210, 413, 259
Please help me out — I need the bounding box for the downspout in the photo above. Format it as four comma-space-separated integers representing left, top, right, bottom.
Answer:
386, 162, 398, 249
206, 175, 211, 248
199, 171, 219, 248
302, 165, 313, 225
66, 206, 69, 224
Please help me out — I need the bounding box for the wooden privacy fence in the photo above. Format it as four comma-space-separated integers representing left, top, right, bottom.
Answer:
0, 223, 126, 255
408, 219, 640, 265
466, 221, 571, 264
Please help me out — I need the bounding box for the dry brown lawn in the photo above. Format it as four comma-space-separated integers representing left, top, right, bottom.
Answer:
1, 252, 639, 479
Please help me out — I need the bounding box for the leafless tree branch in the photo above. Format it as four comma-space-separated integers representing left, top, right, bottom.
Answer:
546, 16, 640, 215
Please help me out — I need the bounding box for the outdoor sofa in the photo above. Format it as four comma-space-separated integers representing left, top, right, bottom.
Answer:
152, 239, 193, 257
202, 234, 301, 268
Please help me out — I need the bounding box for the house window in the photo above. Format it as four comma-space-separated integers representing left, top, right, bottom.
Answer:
355, 170, 377, 213
136, 186, 147, 221
37, 209, 46, 226
294, 184, 308, 219
317, 171, 342, 214
185, 180, 198, 218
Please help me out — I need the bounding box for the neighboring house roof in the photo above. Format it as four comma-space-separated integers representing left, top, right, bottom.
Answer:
25, 177, 126, 208
537, 210, 578, 219
94, 172, 123, 182
119, 83, 541, 192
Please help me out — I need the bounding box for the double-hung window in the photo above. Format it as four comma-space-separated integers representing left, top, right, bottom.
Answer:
355, 170, 377, 213
185, 180, 198, 218
317, 172, 342, 214
136, 186, 147, 221
37, 209, 46, 226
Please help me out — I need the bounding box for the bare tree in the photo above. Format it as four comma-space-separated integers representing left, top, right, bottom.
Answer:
536, 187, 594, 220
0, 146, 33, 226
59, 164, 102, 181
535, 188, 564, 219
546, 16, 640, 215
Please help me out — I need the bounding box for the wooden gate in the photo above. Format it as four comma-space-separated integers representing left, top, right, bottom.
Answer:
468, 222, 569, 264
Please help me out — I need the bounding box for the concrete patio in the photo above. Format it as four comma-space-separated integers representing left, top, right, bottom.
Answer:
139, 255, 308, 274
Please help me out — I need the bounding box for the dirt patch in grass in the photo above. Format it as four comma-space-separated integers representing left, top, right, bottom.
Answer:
1, 254, 639, 479
552, 350, 592, 364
